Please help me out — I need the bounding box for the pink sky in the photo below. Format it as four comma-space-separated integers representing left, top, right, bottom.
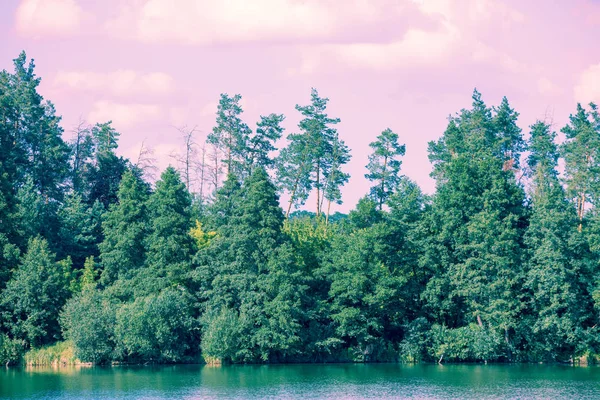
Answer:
2, 0, 600, 212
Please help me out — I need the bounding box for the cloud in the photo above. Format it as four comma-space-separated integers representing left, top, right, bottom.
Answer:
88, 101, 162, 128
15, 0, 85, 37
105, 0, 410, 44
410, 0, 524, 24
537, 77, 562, 96
330, 24, 460, 70
289, 0, 527, 75
574, 64, 600, 104
288, 22, 460, 75
54, 70, 174, 96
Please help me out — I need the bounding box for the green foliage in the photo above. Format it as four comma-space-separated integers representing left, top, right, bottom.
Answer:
60, 289, 116, 364
429, 324, 504, 362
196, 167, 305, 363
114, 288, 196, 363
208, 93, 251, 177
57, 193, 101, 267
200, 307, 242, 363
561, 103, 600, 221
1, 53, 599, 366
365, 128, 406, 209
23, 340, 77, 366
0, 334, 25, 366
277, 88, 351, 217
1, 237, 71, 347
143, 167, 194, 291
250, 113, 285, 172
422, 90, 527, 354
99, 169, 150, 284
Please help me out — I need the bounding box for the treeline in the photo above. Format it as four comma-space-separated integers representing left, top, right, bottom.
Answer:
0, 52, 599, 365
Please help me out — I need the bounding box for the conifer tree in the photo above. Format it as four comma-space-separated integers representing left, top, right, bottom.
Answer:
248, 113, 285, 173
422, 90, 527, 358
365, 128, 406, 209
57, 193, 102, 268
561, 103, 600, 229
197, 167, 304, 362
523, 121, 590, 360
99, 170, 150, 284
277, 88, 350, 217
144, 167, 194, 290
207, 94, 251, 179
9, 52, 70, 201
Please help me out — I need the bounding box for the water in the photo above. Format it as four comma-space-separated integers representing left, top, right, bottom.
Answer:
1, 363, 599, 399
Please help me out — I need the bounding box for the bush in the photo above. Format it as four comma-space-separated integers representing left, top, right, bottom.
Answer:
0, 334, 25, 366
428, 323, 505, 362
115, 287, 196, 363
200, 307, 243, 364
60, 290, 117, 364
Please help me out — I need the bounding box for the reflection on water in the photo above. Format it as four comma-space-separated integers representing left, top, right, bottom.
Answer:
2, 363, 600, 399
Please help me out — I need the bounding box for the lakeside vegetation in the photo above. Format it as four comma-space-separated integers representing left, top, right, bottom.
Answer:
0, 52, 599, 366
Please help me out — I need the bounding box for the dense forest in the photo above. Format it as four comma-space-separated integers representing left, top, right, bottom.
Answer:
0, 52, 599, 366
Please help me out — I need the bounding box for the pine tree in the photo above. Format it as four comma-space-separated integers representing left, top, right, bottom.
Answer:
422, 90, 527, 359
9, 52, 70, 201
197, 167, 305, 362
248, 113, 285, 172
561, 103, 600, 228
277, 88, 350, 217
99, 170, 150, 284
523, 121, 590, 360
365, 128, 406, 209
207, 94, 251, 179
92, 121, 120, 156
144, 167, 194, 290
57, 193, 101, 268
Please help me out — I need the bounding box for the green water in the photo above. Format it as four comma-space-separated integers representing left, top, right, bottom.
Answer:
1, 363, 599, 399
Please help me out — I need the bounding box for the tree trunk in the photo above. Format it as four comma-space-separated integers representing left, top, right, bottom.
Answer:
286, 178, 300, 219
380, 155, 388, 210
315, 161, 321, 216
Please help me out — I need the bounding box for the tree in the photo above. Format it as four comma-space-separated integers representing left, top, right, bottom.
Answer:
9, 52, 70, 201
523, 121, 591, 361
207, 94, 251, 178
143, 167, 194, 291
422, 90, 527, 358
248, 113, 285, 173
171, 126, 199, 192
92, 121, 120, 156
0, 237, 71, 347
322, 136, 351, 223
133, 140, 158, 182
114, 288, 196, 363
320, 225, 405, 361
277, 88, 350, 217
69, 120, 94, 194
60, 288, 117, 364
365, 128, 406, 209
561, 103, 600, 229
196, 167, 305, 362
99, 170, 150, 284
13, 177, 46, 246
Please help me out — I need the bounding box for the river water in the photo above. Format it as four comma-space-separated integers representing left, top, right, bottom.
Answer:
1, 363, 599, 399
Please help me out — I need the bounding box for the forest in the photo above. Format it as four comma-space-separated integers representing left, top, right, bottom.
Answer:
0, 52, 599, 366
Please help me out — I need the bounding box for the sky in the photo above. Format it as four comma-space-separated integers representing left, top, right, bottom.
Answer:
1, 0, 600, 212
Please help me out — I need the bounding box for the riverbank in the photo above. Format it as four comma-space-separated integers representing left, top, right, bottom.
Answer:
11, 340, 600, 367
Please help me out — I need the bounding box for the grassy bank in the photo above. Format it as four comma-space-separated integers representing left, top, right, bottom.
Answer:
23, 341, 81, 366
